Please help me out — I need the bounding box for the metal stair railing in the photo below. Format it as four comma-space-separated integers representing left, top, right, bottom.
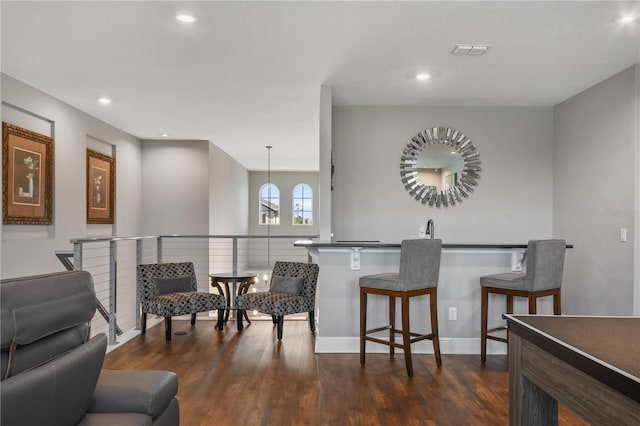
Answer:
68, 234, 317, 345
55, 251, 123, 336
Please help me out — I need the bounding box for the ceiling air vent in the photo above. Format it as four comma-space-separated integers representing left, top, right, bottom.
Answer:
451, 44, 491, 55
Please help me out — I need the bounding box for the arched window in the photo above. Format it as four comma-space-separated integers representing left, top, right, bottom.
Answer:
292, 183, 313, 225
259, 183, 280, 225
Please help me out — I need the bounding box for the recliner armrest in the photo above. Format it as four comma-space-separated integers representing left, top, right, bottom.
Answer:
88, 369, 178, 419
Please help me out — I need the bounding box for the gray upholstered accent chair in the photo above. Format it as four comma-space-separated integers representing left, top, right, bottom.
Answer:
137, 262, 226, 341
235, 261, 320, 340
1, 271, 179, 426
479, 239, 566, 363
359, 239, 442, 377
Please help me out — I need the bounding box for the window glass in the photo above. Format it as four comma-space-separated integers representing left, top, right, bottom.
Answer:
259, 183, 280, 225
292, 183, 312, 225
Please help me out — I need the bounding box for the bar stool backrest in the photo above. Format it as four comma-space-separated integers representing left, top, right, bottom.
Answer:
398, 239, 442, 291
525, 239, 566, 291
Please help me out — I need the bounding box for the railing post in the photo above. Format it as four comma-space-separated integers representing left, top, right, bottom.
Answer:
232, 237, 238, 275
157, 236, 163, 263
108, 240, 118, 345
73, 241, 83, 271
135, 239, 142, 330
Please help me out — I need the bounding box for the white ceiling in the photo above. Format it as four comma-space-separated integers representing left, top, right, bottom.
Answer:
2, 1, 639, 171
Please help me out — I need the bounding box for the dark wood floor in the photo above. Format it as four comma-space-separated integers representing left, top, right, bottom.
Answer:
104, 319, 589, 426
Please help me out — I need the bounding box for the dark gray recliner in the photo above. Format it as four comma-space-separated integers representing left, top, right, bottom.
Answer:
1, 271, 179, 426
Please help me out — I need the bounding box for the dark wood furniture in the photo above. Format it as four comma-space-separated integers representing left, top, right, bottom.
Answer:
506, 314, 640, 426
209, 272, 257, 323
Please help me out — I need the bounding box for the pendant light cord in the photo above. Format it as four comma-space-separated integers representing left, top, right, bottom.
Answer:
266, 145, 272, 269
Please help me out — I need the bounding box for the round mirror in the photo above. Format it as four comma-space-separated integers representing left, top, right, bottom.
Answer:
400, 126, 481, 207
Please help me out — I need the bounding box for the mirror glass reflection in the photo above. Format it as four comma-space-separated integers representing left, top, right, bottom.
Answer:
415, 144, 465, 192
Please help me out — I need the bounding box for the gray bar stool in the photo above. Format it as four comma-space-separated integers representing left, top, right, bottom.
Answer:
359, 239, 442, 377
479, 239, 566, 363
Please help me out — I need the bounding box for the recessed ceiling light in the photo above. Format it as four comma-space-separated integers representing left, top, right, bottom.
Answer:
98, 97, 111, 105
450, 151, 457, 155
619, 14, 638, 24
176, 13, 196, 23
416, 73, 431, 81
160, 133, 169, 138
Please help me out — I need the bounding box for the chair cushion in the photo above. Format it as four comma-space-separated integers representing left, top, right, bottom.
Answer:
270, 276, 305, 295
480, 273, 526, 290
89, 369, 178, 419
154, 277, 192, 295
235, 292, 270, 311
359, 273, 400, 291
259, 292, 311, 316
145, 292, 225, 316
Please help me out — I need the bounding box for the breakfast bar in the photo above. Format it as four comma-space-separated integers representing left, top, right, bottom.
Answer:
294, 240, 572, 355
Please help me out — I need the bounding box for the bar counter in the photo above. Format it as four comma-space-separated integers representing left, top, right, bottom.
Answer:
294, 240, 572, 354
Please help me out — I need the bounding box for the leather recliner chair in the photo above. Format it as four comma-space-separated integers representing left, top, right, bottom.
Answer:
1, 270, 180, 426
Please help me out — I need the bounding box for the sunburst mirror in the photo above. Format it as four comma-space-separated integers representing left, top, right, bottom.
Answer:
400, 126, 481, 207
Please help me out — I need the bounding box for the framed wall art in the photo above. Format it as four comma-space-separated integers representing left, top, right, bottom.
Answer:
87, 149, 115, 224
2, 122, 54, 225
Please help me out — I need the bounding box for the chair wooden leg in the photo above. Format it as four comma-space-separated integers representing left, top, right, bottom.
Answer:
553, 289, 561, 315
528, 294, 537, 314
276, 316, 284, 340
191, 313, 197, 326
217, 309, 224, 331
389, 295, 396, 356
360, 288, 367, 366
430, 288, 441, 367
401, 293, 413, 377
165, 317, 172, 341
236, 309, 243, 330
141, 312, 147, 334
243, 310, 252, 325
506, 295, 514, 314
223, 283, 231, 323
481, 287, 488, 364
308, 310, 315, 332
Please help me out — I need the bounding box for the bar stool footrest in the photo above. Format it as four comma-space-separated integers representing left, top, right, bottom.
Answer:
486, 335, 507, 343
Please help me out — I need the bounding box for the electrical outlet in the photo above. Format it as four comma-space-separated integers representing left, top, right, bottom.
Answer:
621, 228, 627, 242
448, 307, 457, 321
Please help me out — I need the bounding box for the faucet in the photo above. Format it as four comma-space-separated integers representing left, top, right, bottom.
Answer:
426, 219, 434, 239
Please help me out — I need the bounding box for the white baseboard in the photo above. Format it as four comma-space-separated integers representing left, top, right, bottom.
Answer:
106, 321, 508, 357
315, 336, 507, 355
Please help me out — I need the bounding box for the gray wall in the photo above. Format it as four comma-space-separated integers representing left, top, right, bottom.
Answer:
140, 140, 249, 235
141, 140, 210, 235
331, 106, 555, 243
209, 143, 249, 236
1, 74, 143, 278
553, 65, 638, 315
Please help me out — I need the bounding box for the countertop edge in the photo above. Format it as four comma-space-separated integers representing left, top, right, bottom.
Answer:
294, 241, 573, 249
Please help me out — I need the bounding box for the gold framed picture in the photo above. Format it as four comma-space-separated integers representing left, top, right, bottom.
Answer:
2, 122, 54, 225
87, 149, 115, 224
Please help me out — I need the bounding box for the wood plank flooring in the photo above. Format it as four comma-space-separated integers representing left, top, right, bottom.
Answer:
103, 319, 589, 426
